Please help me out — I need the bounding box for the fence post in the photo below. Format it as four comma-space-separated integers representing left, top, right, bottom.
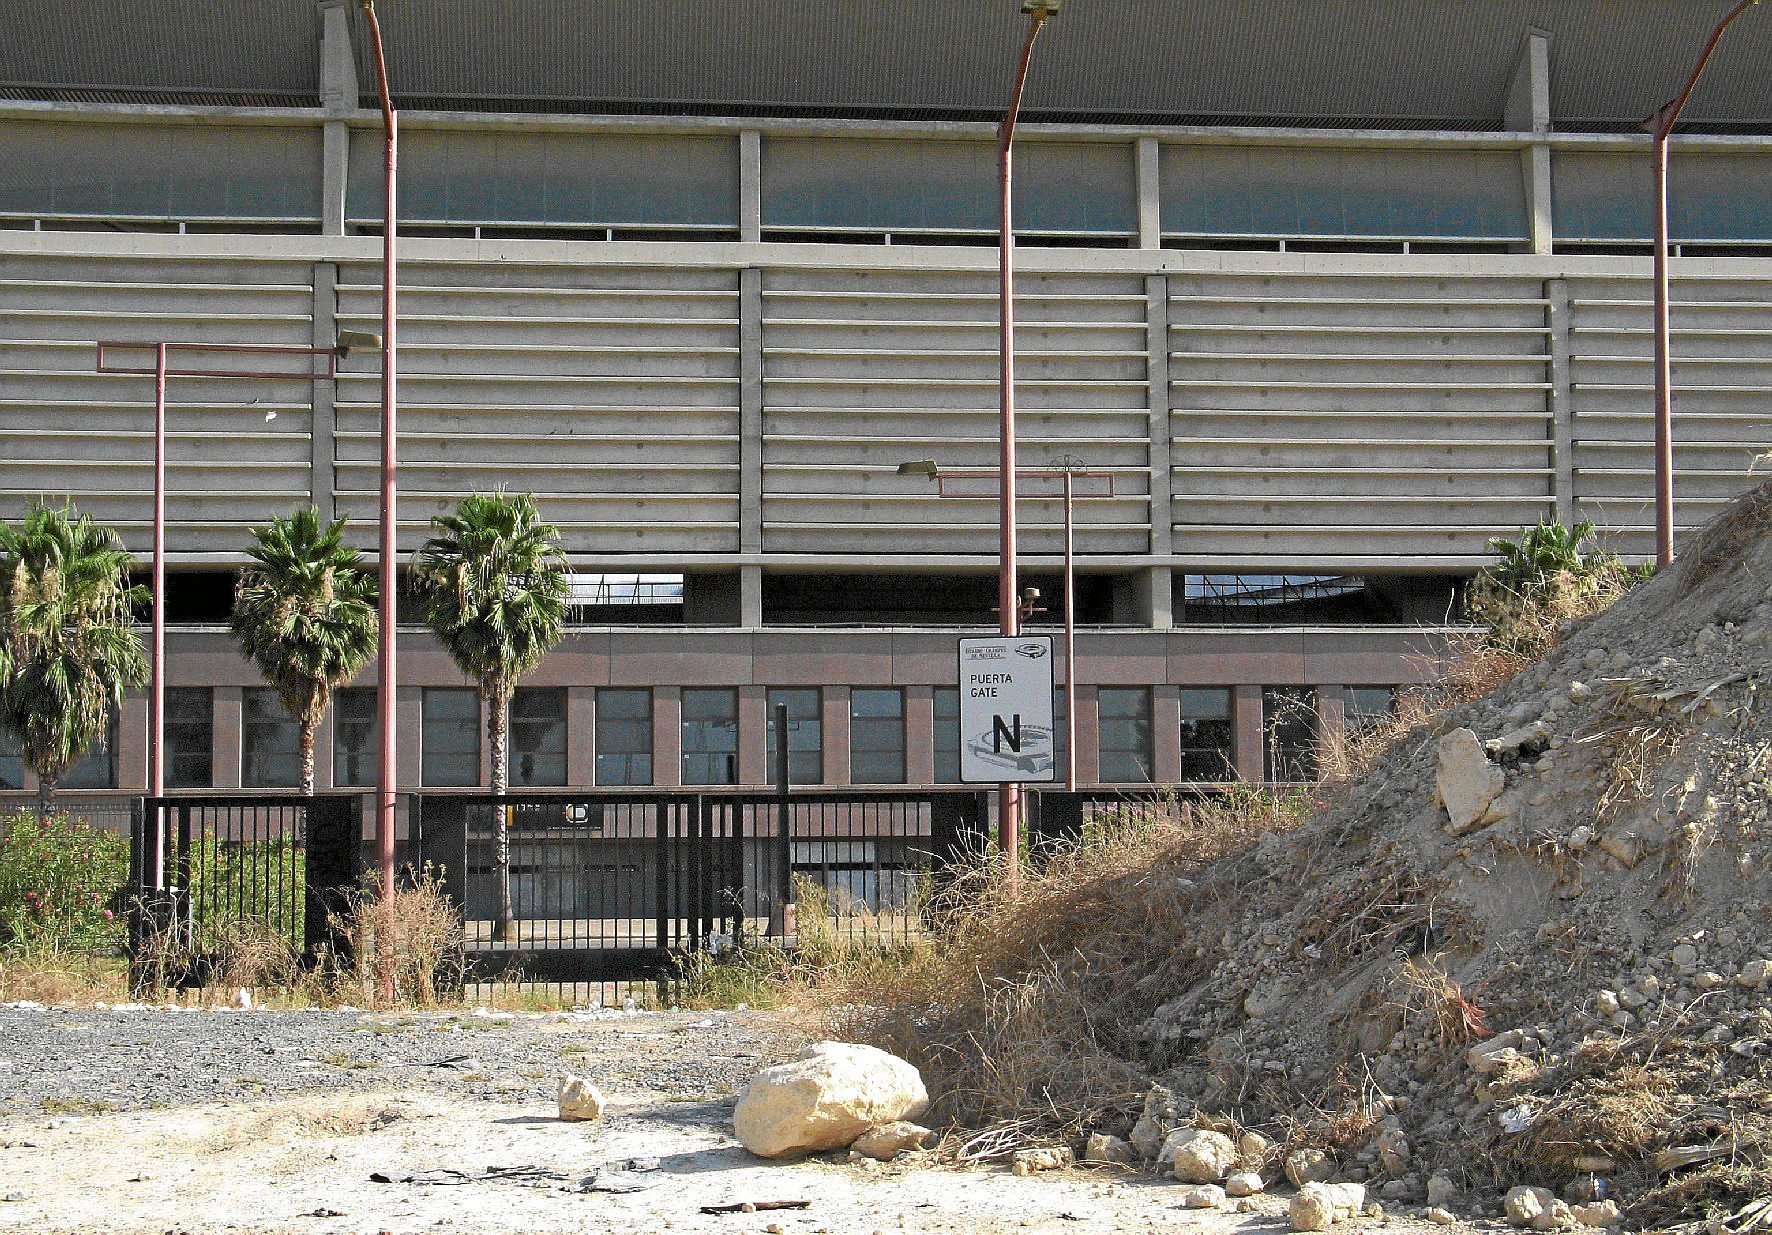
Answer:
654, 796, 671, 950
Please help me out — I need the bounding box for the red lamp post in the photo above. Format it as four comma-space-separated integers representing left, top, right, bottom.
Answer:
1645, 0, 1758, 568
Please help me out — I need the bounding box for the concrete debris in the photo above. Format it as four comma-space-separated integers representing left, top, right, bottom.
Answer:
1437, 727, 1507, 834
732, 1042, 928, 1160
1176, 1184, 1227, 1209
848, 1121, 932, 1161
1290, 1181, 1365, 1231
1167, 1128, 1237, 1183
1224, 1171, 1265, 1197
1081, 1133, 1135, 1166
1284, 1148, 1335, 1189
1010, 1147, 1073, 1177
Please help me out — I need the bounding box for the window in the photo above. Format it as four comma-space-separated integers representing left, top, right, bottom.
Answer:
1179, 688, 1235, 782
511, 687, 567, 787
1344, 686, 1397, 735
766, 688, 822, 785
933, 688, 960, 785
596, 689, 652, 786
165, 688, 213, 789
0, 725, 20, 791
681, 688, 738, 786
1264, 687, 1318, 783
333, 688, 376, 788
1097, 688, 1153, 783
242, 689, 300, 788
422, 688, 480, 787
850, 688, 905, 785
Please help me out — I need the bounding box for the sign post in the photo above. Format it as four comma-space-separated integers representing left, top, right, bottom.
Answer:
959, 636, 1057, 786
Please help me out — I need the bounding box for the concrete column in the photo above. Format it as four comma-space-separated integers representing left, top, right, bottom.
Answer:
1146, 276, 1174, 622
118, 693, 148, 791
567, 687, 596, 787
905, 684, 935, 787
1074, 686, 1100, 785
1151, 684, 1181, 786
1232, 684, 1265, 782
1505, 28, 1554, 256
1134, 567, 1173, 631
311, 262, 339, 518
653, 687, 682, 789
322, 122, 349, 237
213, 687, 244, 789
822, 686, 850, 786
739, 129, 762, 244
397, 686, 423, 790
738, 685, 767, 785
1547, 278, 1575, 523
1136, 136, 1162, 250
739, 266, 765, 556
740, 565, 764, 628
318, 0, 356, 239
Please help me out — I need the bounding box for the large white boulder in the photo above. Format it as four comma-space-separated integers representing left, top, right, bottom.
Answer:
1168, 1128, 1238, 1182
733, 1042, 929, 1159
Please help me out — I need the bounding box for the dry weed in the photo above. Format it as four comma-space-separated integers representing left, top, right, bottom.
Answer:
1386, 957, 1491, 1048
329, 866, 465, 1008
0, 950, 128, 1004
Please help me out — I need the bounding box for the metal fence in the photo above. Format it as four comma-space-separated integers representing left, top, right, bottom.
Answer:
129, 795, 359, 985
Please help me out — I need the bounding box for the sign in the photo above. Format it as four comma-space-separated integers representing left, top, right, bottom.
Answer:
958, 635, 1056, 784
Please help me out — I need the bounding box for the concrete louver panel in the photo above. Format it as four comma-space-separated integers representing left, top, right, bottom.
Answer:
1167, 272, 1558, 563
0, 254, 321, 556
759, 267, 1152, 557
1567, 275, 1772, 560
330, 262, 742, 554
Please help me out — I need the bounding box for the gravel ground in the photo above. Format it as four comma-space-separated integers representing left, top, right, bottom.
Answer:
0, 1001, 793, 1116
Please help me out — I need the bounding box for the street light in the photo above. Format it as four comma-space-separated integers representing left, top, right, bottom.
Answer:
900, 456, 1114, 791
94, 333, 379, 884
1645, 0, 1758, 568
995, 0, 1060, 886
360, 0, 400, 916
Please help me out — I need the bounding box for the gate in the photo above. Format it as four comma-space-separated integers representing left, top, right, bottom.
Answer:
415, 790, 991, 983
129, 794, 360, 984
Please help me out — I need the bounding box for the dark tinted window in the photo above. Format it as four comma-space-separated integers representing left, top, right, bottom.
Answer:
422, 688, 480, 787
1179, 688, 1235, 781
165, 688, 213, 789
511, 687, 567, 787
1097, 688, 1152, 783
596, 689, 652, 786
766, 688, 822, 785
850, 688, 905, 784
242, 689, 299, 788
682, 689, 738, 786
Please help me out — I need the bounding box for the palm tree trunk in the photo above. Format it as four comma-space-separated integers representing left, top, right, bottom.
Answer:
298, 720, 317, 797
489, 680, 516, 942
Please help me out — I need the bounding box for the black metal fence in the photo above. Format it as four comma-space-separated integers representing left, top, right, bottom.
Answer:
128, 795, 360, 984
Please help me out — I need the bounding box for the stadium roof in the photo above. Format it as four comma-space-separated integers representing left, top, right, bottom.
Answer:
5, 0, 1772, 131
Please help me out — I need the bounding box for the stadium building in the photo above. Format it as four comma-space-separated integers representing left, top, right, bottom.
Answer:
2, 0, 1770, 803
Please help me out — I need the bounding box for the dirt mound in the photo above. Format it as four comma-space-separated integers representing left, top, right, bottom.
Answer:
1134, 486, 1772, 1222
855, 485, 1772, 1227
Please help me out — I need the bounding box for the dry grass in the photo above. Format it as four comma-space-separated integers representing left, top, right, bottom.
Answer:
0, 950, 129, 1003
1682, 480, 1772, 590
327, 867, 465, 1009
796, 786, 1312, 1146
1384, 956, 1491, 1049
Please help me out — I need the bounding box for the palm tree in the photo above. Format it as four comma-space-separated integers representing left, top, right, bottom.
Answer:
0, 503, 149, 815
411, 491, 569, 941
231, 508, 378, 796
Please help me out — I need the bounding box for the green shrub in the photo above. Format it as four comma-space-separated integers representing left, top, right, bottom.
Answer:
0, 811, 130, 954
1465, 519, 1648, 658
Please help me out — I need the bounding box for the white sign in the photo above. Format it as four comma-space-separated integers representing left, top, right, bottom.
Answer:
958, 635, 1056, 784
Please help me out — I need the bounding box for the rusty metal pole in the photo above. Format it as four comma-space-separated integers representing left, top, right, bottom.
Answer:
1062, 469, 1076, 793
150, 342, 167, 887
1645, 0, 1758, 569
997, 6, 1050, 892
361, 1, 399, 931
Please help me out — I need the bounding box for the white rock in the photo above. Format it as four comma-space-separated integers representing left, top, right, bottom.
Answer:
231, 988, 253, 1010
1468, 1030, 1526, 1073
732, 1042, 929, 1159
1594, 990, 1621, 1016
1696, 971, 1728, 991
1168, 1128, 1238, 1183
1225, 1171, 1265, 1197
1010, 1146, 1073, 1176
849, 1121, 932, 1161
1571, 1200, 1622, 1228
1504, 1185, 1556, 1228
1177, 1184, 1227, 1209
557, 1075, 606, 1122
1438, 728, 1507, 834
1426, 1174, 1458, 1208
1740, 959, 1772, 988
1082, 1133, 1135, 1166
1284, 1148, 1336, 1188
1425, 1207, 1458, 1225
1290, 1182, 1365, 1231
1238, 1130, 1273, 1165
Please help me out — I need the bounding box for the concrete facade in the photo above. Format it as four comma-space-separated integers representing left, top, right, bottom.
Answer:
3, 4, 1771, 798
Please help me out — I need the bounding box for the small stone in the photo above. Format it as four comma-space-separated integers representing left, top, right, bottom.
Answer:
557, 1075, 607, 1122
1425, 1207, 1458, 1225
1426, 1174, 1459, 1208
232, 988, 253, 1010
1082, 1133, 1135, 1166
1238, 1130, 1273, 1165
1225, 1171, 1265, 1197
1285, 1148, 1336, 1188
1738, 959, 1772, 989
1696, 971, 1728, 991
849, 1121, 932, 1161
1572, 1200, 1623, 1228
1593, 990, 1621, 1016
1168, 1128, 1238, 1183
1504, 1185, 1556, 1228
1010, 1146, 1073, 1176
1177, 1185, 1227, 1210
1290, 1182, 1365, 1231
1670, 943, 1700, 969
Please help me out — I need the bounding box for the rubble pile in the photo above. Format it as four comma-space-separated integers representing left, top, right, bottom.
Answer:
1077, 487, 1772, 1226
